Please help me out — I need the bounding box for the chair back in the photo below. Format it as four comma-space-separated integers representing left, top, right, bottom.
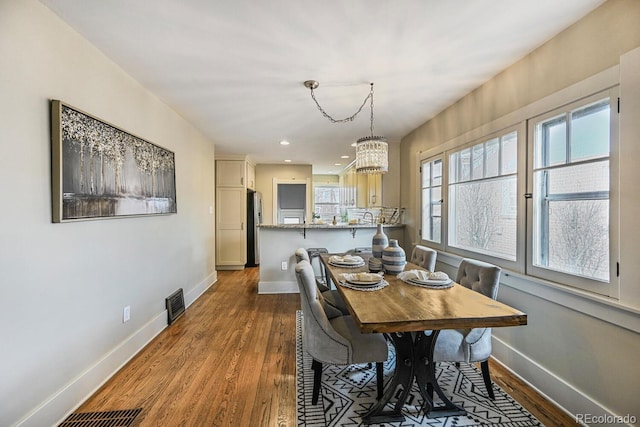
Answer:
295, 247, 310, 263
455, 258, 501, 300
295, 261, 351, 364
410, 245, 437, 271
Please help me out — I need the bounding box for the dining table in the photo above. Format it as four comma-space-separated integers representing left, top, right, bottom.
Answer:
319, 252, 528, 425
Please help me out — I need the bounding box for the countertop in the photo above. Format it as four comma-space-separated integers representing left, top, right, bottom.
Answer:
259, 223, 404, 229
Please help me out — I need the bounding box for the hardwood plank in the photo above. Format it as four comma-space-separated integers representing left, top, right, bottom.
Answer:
488, 359, 578, 426
74, 267, 570, 426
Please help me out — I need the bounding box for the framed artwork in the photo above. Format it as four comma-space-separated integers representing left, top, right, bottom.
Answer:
51, 100, 177, 222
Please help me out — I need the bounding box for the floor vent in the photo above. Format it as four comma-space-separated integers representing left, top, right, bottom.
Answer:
166, 288, 185, 325
59, 408, 142, 427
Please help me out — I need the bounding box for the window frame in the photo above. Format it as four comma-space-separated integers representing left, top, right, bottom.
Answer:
419, 155, 445, 248
440, 125, 524, 272
526, 89, 620, 297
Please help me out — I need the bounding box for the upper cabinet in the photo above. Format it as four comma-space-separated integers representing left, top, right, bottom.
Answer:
216, 160, 246, 187
339, 165, 383, 208
216, 158, 256, 189
367, 173, 382, 207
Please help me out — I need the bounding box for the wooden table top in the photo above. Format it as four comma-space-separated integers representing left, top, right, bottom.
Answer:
320, 254, 527, 334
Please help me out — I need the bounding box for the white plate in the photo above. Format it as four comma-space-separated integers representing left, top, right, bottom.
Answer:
408, 278, 452, 286
330, 261, 365, 268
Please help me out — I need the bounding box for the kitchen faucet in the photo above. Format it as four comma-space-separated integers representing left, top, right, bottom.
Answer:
362, 211, 374, 224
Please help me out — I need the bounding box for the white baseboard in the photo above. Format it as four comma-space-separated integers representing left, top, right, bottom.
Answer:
258, 280, 298, 294
185, 270, 217, 308
17, 272, 218, 427
491, 335, 630, 427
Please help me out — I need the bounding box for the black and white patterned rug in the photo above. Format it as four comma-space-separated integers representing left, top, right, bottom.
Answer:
296, 311, 543, 426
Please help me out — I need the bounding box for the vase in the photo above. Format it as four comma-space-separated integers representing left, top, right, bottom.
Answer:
382, 239, 406, 275
371, 223, 389, 259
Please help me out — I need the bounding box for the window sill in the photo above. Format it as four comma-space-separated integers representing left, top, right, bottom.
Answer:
437, 251, 640, 334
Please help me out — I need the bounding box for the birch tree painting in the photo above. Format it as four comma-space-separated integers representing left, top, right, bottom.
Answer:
52, 102, 176, 221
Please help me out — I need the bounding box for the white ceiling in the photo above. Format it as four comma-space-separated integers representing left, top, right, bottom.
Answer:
40, 0, 605, 174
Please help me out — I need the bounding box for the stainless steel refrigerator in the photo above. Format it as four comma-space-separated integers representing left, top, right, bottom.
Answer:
246, 189, 262, 267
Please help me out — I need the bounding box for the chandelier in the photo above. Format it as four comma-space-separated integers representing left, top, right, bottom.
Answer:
304, 80, 388, 174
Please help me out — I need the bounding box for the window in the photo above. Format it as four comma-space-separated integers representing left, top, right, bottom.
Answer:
529, 94, 615, 291
448, 130, 518, 260
420, 157, 443, 244
418, 84, 618, 297
314, 186, 340, 222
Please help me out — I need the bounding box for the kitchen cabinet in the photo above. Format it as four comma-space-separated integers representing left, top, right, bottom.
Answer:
341, 165, 383, 208
216, 160, 245, 187
215, 158, 250, 269
339, 168, 357, 207
216, 187, 246, 268
367, 174, 382, 207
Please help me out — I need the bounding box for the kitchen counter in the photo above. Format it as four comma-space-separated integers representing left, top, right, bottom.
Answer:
257, 223, 404, 293
259, 223, 403, 229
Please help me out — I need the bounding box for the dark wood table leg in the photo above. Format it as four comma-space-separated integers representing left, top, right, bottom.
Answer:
362, 330, 466, 424
362, 332, 413, 424
415, 330, 467, 418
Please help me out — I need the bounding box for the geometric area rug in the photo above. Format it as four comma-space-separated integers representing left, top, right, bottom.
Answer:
296, 311, 544, 426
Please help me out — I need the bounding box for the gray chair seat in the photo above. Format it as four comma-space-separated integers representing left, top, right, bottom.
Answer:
296, 260, 388, 404
432, 258, 501, 400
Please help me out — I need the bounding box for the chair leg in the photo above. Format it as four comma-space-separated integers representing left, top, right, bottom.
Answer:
311, 359, 323, 405
375, 362, 384, 399
480, 360, 495, 400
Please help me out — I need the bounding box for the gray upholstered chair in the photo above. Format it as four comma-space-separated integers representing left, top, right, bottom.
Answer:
295, 260, 388, 404
432, 258, 502, 399
410, 245, 437, 271
295, 248, 349, 315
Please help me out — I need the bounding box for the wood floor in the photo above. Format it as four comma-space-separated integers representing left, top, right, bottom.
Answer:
74, 268, 576, 426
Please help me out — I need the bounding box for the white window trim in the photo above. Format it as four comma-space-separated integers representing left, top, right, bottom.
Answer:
419, 154, 445, 250
526, 88, 619, 298
442, 124, 524, 273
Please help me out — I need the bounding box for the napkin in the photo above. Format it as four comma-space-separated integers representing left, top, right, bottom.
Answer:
329, 255, 364, 264
398, 269, 449, 282
342, 272, 383, 282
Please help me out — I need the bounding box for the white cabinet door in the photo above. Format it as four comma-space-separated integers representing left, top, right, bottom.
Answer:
368, 174, 382, 207
216, 187, 246, 266
216, 160, 245, 187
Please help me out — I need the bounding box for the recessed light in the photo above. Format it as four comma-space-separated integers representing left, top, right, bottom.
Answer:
334, 163, 342, 166
340, 155, 349, 159
280, 140, 290, 145
284, 159, 292, 163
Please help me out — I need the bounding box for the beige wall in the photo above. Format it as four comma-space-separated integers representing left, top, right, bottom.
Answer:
0, 1, 216, 425
255, 164, 313, 224
399, 0, 640, 420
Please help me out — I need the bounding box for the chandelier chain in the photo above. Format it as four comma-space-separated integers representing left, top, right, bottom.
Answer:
309, 83, 374, 124
369, 83, 374, 136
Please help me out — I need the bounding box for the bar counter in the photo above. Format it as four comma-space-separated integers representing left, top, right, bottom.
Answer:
257, 223, 404, 293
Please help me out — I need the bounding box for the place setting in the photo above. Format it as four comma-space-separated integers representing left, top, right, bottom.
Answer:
397, 269, 453, 289
328, 254, 365, 268
339, 272, 388, 291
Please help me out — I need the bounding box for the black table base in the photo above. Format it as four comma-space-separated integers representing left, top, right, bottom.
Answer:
362, 330, 467, 424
